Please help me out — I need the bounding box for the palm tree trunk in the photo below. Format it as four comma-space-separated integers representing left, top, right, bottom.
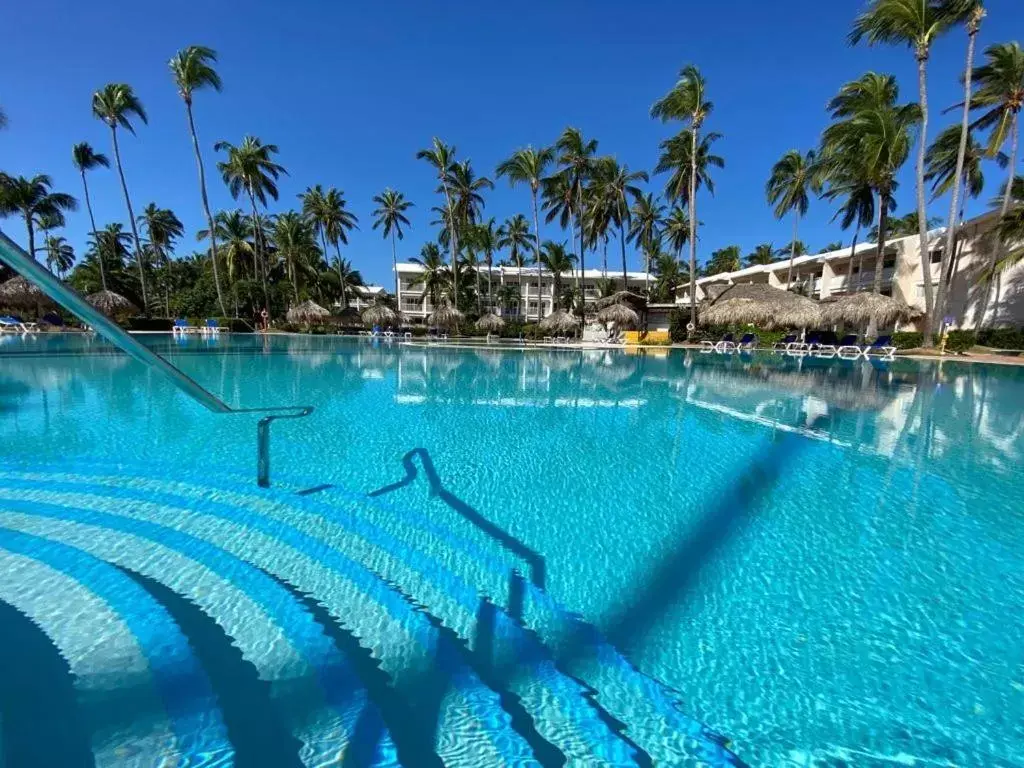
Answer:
246, 187, 270, 315
530, 188, 543, 321
934, 23, 979, 338
186, 100, 226, 316
80, 171, 107, 292
688, 127, 699, 329
486, 257, 493, 311
390, 229, 399, 302
335, 241, 350, 311
846, 229, 859, 294
439, 176, 459, 315
916, 53, 936, 344
786, 211, 800, 288
24, 216, 35, 265
110, 124, 148, 313
619, 199, 628, 287
873, 195, 889, 295
576, 189, 585, 322
979, 113, 1019, 329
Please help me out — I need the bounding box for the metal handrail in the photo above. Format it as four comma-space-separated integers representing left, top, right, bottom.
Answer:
0, 229, 313, 488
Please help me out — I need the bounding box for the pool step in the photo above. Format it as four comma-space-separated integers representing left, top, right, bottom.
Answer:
0, 462, 744, 766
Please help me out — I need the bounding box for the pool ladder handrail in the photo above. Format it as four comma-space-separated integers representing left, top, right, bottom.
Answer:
0, 228, 312, 488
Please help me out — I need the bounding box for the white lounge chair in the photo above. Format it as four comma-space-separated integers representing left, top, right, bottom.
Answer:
0, 316, 36, 334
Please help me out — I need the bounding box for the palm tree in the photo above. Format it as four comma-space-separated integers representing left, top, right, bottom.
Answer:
705, 246, 742, 276
334, 257, 362, 310
0, 174, 76, 263
628, 193, 666, 295
72, 142, 110, 290
496, 145, 555, 321
417, 139, 461, 315
44, 236, 75, 277
538, 241, 576, 310
410, 242, 446, 310
554, 128, 598, 309
819, 241, 846, 253
652, 251, 685, 302
474, 219, 498, 310
775, 240, 808, 258
197, 210, 254, 284
651, 64, 713, 327
661, 204, 691, 300
820, 156, 886, 292
371, 188, 413, 298
138, 204, 184, 315
215, 136, 287, 313
92, 83, 149, 311
593, 157, 648, 285
80, 223, 132, 297
301, 185, 358, 287
968, 42, 1024, 327
766, 149, 820, 287
820, 73, 921, 295
934, 2, 986, 335
497, 214, 535, 315
850, 0, 974, 329
746, 243, 776, 266
170, 45, 227, 316
271, 211, 320, 299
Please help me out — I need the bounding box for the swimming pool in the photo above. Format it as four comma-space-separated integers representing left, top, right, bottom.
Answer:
1, 333, 1022, 767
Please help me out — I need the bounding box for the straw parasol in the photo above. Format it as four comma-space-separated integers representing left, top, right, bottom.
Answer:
428, 303, 463, 329
0, 276, 53, 311
361, 303, 399, 327
596, 302, 639, 329
594, 290, 647, 311
538, 309, 581, 335
820, 292, 921, 328
475, 312, 505, 332
86, 290, 138, 317
287, 299, 330, 324
700, 283, 821, 329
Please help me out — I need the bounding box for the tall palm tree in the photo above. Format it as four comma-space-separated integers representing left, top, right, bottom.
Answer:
651, 64, 713, 327
0, 174, 76, 263
593, 157, 648, 285
652, 251, 685, 302
301, 185, 358, 286
170, 45, 227, 316
92, 83, 149, 311
271, 211, 320, 299
968, 42, 1024, 326
705, 246, 742, 276
215, 136, 287, 313
628, 193, 666, 296
334, 257, 362, 310
474, 219, 498, 310
197, 210, 254, 284
746, 242, 776, 266
138, 203, 184, 315
72, 142, 110, 290
371, 188, 413, 299
538, 241, 576, 310
662, 204, 691, 297
934, 2, 986, 334
496, 146, 555, 321
410, 241, 447, 310
417, 139, 461, 315
766, 149, 820, 287
44, 236, 75, 277
850, 0, 973, 330
554, 127, 598, 309
820, 73, 921, 295
497, 214, 535, 315
820, 156, 885, 292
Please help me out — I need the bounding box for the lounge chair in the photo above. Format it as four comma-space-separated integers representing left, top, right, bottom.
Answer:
863, 335, 897, 359
817, 333, 859, 358
787, 331, 822, 356
700, 332, 734, 353
773, 334, 798, 353
735, 333, 757, 352
0, 315, 37, 334
383, 330, 395, 339
403, 331, 412, 340
172, 318, 197, 336
201, 318, 221, 337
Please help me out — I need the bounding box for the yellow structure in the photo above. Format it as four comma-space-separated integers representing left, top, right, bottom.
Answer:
624, 330, 671, 345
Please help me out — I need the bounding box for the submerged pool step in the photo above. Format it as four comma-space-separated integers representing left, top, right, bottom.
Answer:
0, 475, 539, 767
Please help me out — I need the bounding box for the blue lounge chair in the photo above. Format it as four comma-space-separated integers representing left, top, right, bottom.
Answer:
0, 315, 37, 334
787, 331, 821, 355
864, 335, 897, 359
700, 332, 734, 353
201, 318, 221, 337
172, 318, 197, 337
817, 333, 859, 357
773, 334, 798, 353
735, 333, 757, 351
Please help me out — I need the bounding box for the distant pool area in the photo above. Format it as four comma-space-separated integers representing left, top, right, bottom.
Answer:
1, 332, 1022, 766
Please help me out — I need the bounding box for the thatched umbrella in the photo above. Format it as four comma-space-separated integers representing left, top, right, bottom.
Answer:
0, 276, 53, 311
475, 312, 505, 332
538, 309, 581, 335
428, 304, 463, 329
594, 290, 647, 311
86, 290, 138, 317
820, 292, 920, 328
361, 303, 399, 327
596, 302, 639, 329
700, 283, 821, 329
287, 299, 330, 324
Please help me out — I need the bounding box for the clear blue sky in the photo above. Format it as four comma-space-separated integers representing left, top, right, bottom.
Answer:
2, 0, 1021, 287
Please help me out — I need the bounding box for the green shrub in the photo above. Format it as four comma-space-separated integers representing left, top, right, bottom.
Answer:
892, 332, 924, 349
943, 330, 976, 353
977, 327, 1024, 350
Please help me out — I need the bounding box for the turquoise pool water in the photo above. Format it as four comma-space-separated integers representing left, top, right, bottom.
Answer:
1, 332, 1022, 767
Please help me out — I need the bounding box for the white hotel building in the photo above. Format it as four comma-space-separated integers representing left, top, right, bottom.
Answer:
394, 264, 653, 322
676, 211, 1023, 330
